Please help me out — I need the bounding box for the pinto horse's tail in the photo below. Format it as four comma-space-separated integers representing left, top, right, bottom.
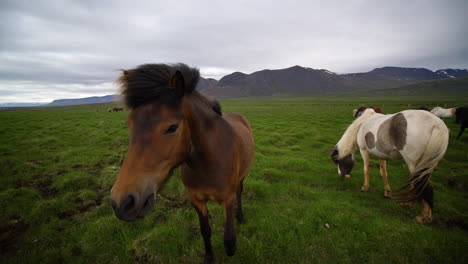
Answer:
394, 123, 449, 203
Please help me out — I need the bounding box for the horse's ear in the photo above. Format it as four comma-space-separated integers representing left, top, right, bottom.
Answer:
171, 70, 185, 97
117, 69, 131, 84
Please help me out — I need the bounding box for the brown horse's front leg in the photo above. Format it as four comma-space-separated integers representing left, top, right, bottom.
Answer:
236, 180, 245, 223
223, 197, 237, 257
191, 200, 213, 263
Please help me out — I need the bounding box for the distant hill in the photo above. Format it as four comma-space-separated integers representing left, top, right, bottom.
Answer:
7, 66, 466, 107
201, 66, 468, 97
196, 77, 219, 91
203, 66, 347, 97
435, 69, 468, 78
355, 76, 468, 97
344, 66, 441, 81
45, 78, 217, 106
48, 94, 120, 106
0, 102, 46, 107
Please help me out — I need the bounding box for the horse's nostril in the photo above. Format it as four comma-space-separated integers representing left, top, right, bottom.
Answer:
123, 194, 136, 212
112, 192, 153, 221
139, 193, 155, 217
143, 193, 154, 208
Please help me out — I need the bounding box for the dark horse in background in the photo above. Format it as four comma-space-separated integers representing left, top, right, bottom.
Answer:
110, 63, 254, 263
455, 107, 468, 140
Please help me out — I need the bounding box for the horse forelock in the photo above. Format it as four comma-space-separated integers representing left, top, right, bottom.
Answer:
118, 63, 200, 109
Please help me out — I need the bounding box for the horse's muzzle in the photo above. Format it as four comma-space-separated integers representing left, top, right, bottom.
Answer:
110, 192, 155, 221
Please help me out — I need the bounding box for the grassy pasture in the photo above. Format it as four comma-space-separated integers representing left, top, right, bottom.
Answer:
0, 97, 467, 263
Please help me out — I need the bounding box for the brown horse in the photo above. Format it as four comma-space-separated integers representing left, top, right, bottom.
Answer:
110, 63, 254, 262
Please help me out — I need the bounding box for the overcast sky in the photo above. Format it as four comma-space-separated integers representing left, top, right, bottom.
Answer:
1, 0, 467, 103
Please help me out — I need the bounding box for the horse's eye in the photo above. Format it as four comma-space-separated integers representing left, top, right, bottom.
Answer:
164, 124, 179, 135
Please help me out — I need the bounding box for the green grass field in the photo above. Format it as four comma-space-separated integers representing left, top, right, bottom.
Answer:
1, 97, 467, 263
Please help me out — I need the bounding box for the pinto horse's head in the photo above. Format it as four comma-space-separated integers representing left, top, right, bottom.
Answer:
110, 64, 198, 221
331, 147, 354, 178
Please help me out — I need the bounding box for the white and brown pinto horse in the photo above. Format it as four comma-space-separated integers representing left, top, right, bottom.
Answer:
332, 109, 449, 224
430, 106, 456, 118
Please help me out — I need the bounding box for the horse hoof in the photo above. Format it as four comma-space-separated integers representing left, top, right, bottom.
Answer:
415, 216, 432, 224
224, 238, 236, 256
361, 186, 369, 192
384, 190, 392, 198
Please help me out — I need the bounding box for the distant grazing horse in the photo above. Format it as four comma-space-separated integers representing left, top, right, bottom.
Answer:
331, 109, 448, 224
455, 107, 468, 140
353, 106, 383, 117
112, 107, 124, 112
110, 63, 255, 262
430, 106, 456, 118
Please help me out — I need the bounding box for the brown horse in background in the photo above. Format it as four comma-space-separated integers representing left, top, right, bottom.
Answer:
110, 63, 254, 263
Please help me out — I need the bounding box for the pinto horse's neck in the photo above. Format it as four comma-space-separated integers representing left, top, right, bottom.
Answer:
337, 109, 375, 158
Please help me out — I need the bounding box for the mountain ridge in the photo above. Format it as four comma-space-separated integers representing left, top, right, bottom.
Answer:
5, 66, 466, 106
202, 65, 468, 97
47, 94, 121, 106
